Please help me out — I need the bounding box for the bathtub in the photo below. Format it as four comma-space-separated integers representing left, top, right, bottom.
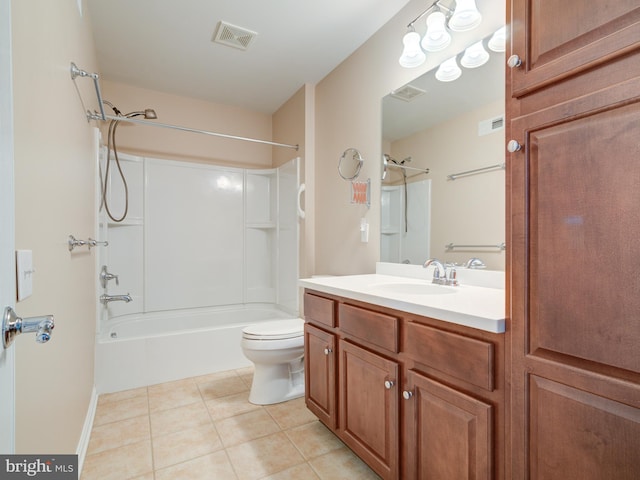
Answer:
95, 304, 297, 394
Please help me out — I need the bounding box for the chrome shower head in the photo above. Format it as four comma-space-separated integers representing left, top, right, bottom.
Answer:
125, 108, 157, 119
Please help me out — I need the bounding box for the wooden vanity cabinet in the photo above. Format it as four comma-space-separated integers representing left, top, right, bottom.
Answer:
303, 290, 505, 480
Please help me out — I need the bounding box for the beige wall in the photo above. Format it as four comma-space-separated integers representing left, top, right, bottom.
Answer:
12, 0, 98, 452
313, 0, 504, 275
100, 80, 274, 167
389, 100, 506, 270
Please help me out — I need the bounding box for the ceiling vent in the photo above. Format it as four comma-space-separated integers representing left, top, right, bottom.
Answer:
390, 84, 426, 102
212, 21, 257, 51
478, 114, 505, 136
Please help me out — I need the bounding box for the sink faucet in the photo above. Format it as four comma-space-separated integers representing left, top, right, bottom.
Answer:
423, 258, 458, 286
100, 293, 133, 305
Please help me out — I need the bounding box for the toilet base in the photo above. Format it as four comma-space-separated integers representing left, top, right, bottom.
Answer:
248, 358, 305, 405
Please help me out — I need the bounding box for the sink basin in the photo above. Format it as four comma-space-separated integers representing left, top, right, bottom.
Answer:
369, 282, 457, 296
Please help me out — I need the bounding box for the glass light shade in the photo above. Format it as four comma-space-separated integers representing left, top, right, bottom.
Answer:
435, 56, 462, 82
421, 12, 451, 52
449, 0, 482, 32
399, 31, 426, 68
460, 40, 490, 68
488, 26, 507, 52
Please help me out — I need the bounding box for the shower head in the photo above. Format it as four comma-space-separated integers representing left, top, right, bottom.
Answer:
125, 108, 157, 119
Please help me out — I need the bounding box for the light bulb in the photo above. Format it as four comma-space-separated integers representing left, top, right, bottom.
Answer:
435, 56, 462, 82
399, 31, 426, 68
488, 26, 507, 52
460, 40, 490, 68
421, 12, 451, 52
449, 0, 482, 32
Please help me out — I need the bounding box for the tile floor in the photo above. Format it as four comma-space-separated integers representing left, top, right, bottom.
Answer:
81, 367, 381, 479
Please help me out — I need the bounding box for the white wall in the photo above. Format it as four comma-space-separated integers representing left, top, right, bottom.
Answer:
12, 0, 99, 452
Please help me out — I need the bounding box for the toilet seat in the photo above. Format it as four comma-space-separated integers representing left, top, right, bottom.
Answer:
242, 318, 304, 341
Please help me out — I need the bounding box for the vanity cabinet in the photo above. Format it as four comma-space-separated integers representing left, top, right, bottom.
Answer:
507, 1, 640, 478
303, 290, 505, 480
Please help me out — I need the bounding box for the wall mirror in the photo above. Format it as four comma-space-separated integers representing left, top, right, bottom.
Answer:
381, 31, 506, 270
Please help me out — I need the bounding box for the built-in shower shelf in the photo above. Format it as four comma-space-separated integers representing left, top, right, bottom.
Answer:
108, 218, 143, 227
246, 222, 276, 229
381, 228, 400, 235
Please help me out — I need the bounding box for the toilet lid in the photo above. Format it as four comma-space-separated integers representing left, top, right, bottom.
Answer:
242, 318, 304, 340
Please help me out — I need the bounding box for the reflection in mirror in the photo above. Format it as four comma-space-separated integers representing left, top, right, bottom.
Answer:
381, 32, 505, 270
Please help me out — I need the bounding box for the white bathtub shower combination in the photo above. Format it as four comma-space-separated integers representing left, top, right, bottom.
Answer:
95, 152, 301, 393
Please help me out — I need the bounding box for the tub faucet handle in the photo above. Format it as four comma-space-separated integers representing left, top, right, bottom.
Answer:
100, 265, 119, 289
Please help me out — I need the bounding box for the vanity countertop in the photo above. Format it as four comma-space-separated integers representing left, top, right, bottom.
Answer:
299, 263, 505, 334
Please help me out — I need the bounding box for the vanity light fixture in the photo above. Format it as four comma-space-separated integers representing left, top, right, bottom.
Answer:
488, 25, 507, 52
460, 40, 490, 68
435, 55, 462, 82
399, 30, 427, 68
398, 0, 482, 68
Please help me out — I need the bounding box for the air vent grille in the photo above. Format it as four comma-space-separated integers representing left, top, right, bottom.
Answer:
213, 21, 257, 51
390, 84, 426, 102
478, 114, 505, 136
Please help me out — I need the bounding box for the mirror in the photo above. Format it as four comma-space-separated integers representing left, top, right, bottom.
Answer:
381, 32, 505, 270
338, 148, 364, 180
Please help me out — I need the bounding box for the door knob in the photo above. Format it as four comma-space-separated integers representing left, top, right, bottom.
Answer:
507, 54, 522, 68
507, 140, 523, 153
323, 347, 333, 355
2, 306, 54, 349
384, 380, 395, 389
402, 390, 414, 400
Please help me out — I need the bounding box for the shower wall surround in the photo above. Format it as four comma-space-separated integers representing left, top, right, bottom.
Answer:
98, 151, 299, 332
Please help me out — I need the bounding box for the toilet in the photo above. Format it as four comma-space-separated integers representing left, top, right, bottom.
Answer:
241, 318, 305, 405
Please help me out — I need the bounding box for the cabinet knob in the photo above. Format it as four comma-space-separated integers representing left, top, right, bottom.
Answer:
323, 347, 332, 355
507, 54, 522, 68
507, 139, 522, 153
402, 390, 414, 400
384, 380, 395, 390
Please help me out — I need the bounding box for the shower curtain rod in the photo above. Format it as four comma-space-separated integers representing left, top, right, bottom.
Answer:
71, 62, 299, 151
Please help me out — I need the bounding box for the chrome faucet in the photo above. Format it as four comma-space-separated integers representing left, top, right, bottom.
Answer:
2, 307, 55, 348
423, 258, 458, 286
100, 293, 132, 305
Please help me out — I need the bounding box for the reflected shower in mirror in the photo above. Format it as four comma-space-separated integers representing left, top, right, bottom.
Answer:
381, 31, 506, 270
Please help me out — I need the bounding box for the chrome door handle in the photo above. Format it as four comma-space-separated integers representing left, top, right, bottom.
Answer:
323, 347, 333, 355
402, 390, 414, 400
2, 306, 54, 348
384, 380, 395, 389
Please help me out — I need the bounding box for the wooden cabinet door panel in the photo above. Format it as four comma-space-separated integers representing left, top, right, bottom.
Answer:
510, 0, 640, 97
304, 323, 336, 428
528, 375, 640, 479
405, 370, 492, 480
340, 339, 399, 479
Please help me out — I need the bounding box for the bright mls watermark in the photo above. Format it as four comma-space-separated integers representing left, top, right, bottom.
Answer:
0, 455, 77, 479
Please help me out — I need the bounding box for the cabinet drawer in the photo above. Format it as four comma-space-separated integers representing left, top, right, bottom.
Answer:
339, 304, 399, 353
304, 292, 336, 327
406, 322, 494, 391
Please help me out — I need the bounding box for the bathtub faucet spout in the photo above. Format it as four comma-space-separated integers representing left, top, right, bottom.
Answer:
100, 293, 133, 305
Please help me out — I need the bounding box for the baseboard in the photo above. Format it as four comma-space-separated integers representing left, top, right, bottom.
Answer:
76, 386, 98, 477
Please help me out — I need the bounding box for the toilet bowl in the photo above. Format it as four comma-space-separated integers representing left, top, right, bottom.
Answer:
241, 318, 305, 405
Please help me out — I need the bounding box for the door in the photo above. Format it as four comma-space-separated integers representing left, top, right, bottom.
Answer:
0, 0, 16, 453
339, 339, 399, 480
304, 323, 336, 428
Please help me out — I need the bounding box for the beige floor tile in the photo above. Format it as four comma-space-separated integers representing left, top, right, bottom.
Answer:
193, 369, 240, 384
285, 421, 344, 460
235, 367, 254, 388
309, 447, 381, 480
205, 391, 261, 421
128, 475, 154, 480
148, 377, 203, 412
262, 463, 321, 480
154, 450, 238, 480
266, 397, 316, 430
198, 375, 248, 401
226, 431, 305, 480
82, 440, 153, 480
93, 395, 149, 427
87, 415, 151, 455
152, 423, 224, 469
150, 401, 212, 437
98, 387, 148, 406
215, 409, 281, 447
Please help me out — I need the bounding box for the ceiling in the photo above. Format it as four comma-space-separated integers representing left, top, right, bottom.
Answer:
86, 0, 412, 114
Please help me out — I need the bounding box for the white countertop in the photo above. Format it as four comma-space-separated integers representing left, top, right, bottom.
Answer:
299, 263, 506, 334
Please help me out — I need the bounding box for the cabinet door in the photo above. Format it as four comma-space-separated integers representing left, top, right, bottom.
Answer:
404, 370, 492, 480
304, 323, 337, 428
509, 71, 640, 478
510, 1, 640, 97
339, 340, 399, 480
